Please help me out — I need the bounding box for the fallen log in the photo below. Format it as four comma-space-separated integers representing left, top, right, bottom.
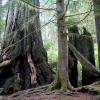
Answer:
76, 81, 100, 94
68, 42, 100, 76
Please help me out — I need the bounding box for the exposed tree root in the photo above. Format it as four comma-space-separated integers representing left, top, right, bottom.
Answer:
48, 73, 78, 97
10, 84, 50, 99
48, 73, 59, 90
10, 78, 100, 99
9, 84, 79, 100
76, 81, 100, 94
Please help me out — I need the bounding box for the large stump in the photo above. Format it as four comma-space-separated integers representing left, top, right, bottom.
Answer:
77, 27, 96, 85
68, 25, 79, 87
0, 0, 54, 94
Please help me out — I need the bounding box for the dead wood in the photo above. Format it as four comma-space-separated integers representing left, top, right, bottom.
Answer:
0, 0, 54, 94
0, 59, 12, 70
76, 81, 100, 94
27, 45, 37, 88
68, 42, 100, 76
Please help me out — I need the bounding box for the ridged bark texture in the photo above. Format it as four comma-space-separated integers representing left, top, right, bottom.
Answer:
77, 27, 96, 85
93, 0, 100, 69
68, 25, 79, 87
0, 0, 54, 94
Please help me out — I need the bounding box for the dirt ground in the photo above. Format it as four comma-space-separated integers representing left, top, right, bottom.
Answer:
1, 90, 100, 100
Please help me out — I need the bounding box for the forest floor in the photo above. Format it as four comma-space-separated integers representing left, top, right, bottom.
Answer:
1, 90, 100, 100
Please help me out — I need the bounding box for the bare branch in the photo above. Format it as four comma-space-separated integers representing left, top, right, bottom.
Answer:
20, 0, 57, 11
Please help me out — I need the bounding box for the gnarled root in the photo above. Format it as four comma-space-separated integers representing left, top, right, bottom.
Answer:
48, 73, 77, 97
49, 74, 74, 91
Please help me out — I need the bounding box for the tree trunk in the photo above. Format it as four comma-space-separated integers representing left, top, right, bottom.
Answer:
68, 25, 79, 87
49, 0, 73, 91
0, 0, 54, 94
93, 0, 100, 69
77, 27, 96, 85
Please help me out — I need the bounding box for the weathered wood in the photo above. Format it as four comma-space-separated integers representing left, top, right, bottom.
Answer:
0, 0, 54, 93
68, 42, 100, 76
68, 25, 79, 87
76, 81, 100, 94
77, 27, 96, 85
27, 51, 37, 88
93, 0, 100, 69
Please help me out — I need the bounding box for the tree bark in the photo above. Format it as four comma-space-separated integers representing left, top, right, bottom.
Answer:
68, 42, 100, 77
93, 0, 100, 69
0, 0, 54, 93
77, 27, 96, 85
68, 25, 79, 87
49, 0, 73, 91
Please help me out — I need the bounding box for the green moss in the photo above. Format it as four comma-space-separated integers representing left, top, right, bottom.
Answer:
49, 70, 73, 92
87, 86, 94, 93
60, 78, 73, 91
49, 71, 59, 89
0, 88, 4, 94
68, 42, 100, 76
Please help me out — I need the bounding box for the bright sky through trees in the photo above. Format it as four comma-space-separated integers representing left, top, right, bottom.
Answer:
2, 0, 7, 5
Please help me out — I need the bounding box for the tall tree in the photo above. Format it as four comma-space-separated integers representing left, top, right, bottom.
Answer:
0, 0, 54, 93
49, 0, 74, 91
93, 0, 100, 69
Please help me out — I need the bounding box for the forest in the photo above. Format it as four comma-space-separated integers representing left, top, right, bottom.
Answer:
0, 0, 100, 100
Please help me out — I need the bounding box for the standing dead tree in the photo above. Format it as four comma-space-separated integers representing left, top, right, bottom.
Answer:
77, 27, 96, 85
68, 25, 79, 87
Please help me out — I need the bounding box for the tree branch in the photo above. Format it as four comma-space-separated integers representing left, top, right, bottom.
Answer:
20, 0, 57, 11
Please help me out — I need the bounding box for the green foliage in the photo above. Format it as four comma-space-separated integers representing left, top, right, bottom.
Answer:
87, 86, 94, 93
43, 40, 53, 51
47, 47, 58, 72
43, 39, 58, 72
94, 5, 100, 17
98, 90, 100, 95
0, 0, 16, 31
0, 17, 4, 30
94, 44, 99, 68
0, 88, 3, 94
77, 61, 82, 83
0, 0, 98, 89
66, 17, 79, 27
